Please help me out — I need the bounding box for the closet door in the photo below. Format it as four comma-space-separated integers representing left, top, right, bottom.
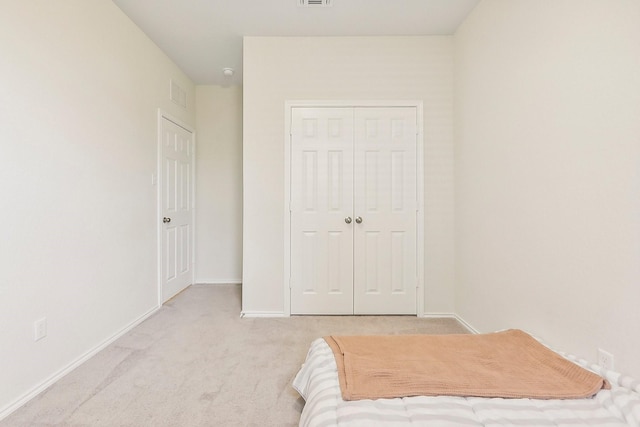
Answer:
290, 108, 355, 314
289, 106, 418, 315
353, 108, 417, 314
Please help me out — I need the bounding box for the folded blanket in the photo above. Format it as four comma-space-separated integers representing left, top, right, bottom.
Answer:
325, 329, 609, 401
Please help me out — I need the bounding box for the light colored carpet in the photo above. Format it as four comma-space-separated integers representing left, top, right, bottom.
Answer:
3, 284, 469, 427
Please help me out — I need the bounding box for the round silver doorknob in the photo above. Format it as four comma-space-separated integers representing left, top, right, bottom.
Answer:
163, 217, 171, 223
344, 217, 352, 224
355, 216, 363, 224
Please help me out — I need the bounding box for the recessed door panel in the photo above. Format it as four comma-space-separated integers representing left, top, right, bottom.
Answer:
166, 227, 177, 281
365, 151, 379, 212
328, 151, 343, 212
364, 231, 380, 294
180, 161, 190, 210
391, 231, 406, 294
180, 224, 190, 274
303, 151, 318, 211
166, 158, 177, 212
391, 151, 405, 211
327, 231, 344, 294
301, 231, 318, 293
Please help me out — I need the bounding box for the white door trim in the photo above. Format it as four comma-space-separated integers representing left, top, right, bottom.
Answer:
283, 100, 425, 316
157, 109, 196, 305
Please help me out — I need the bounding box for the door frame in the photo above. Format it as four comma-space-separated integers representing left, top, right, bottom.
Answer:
157, 109, 197, 305
283, 100, 424, 316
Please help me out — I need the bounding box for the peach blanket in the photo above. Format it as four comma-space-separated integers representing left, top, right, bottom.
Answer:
324, 329, 609, 401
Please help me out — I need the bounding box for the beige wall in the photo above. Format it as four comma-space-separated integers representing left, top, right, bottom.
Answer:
195, 85, 243, 284
0, 0, 195, 416
454, 0, 640, 377
243, 36, 455, 315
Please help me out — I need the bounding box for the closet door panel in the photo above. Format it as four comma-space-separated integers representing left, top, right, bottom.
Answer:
290, 107, 354, 314
353, 107, 417, 314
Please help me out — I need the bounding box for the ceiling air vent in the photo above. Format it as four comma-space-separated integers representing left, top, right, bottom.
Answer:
299, 0, 332, 7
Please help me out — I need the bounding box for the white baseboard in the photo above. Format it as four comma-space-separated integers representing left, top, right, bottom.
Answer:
0, 305, 161, 422
194, 281, 242, 285
453, 314, 480, 334
420, 312, 480, 334
240, 311, 286, 318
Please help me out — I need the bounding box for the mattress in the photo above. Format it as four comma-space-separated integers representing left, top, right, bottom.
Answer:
293, 337, 640, 427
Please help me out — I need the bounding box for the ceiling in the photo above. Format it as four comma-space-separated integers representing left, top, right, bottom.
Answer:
112, 0, 480, 86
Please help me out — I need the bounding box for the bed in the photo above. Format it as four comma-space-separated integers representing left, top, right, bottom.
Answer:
293, 331, 640, 427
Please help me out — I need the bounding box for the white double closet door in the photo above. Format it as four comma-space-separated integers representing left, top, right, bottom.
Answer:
290, 107, 417, 315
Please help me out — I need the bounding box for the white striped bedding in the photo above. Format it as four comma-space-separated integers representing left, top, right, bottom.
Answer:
293, 338, 640, 427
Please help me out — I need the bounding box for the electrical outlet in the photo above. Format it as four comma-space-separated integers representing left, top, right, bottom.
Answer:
34, 317, 47, 342
597, 348, 614, 371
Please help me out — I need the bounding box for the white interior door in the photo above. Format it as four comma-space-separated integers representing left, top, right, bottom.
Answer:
161, 116, 194, 302
289, 106, 417, 315
290, 108, 354, 314
353, 107, 417, 314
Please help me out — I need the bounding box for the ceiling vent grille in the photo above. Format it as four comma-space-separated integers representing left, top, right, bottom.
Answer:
299, 0, 332, 7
